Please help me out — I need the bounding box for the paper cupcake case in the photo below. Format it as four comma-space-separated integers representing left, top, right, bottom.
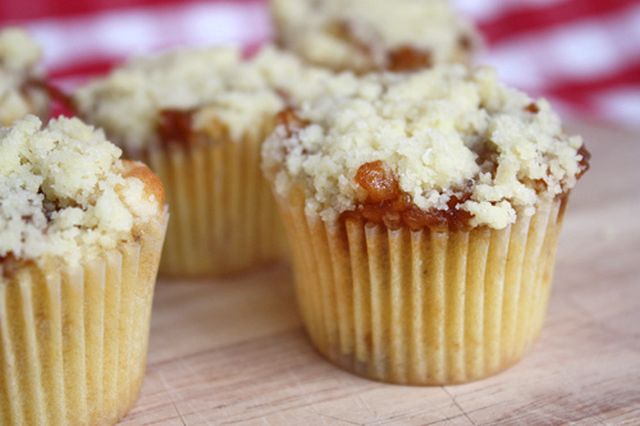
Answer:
143, 122, 285, 277
0, 216, 167, 425
279, 189, 566, 385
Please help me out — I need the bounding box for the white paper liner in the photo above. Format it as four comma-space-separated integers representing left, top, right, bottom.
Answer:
279, 189, 566, 385
0, 216, 167, 424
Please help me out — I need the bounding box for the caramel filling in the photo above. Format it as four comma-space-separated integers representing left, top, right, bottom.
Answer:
577, 144, 591, 179
326, 20, 372, 57
156, 108, 196, 147
156, 107, 235, 150
386, 45, 433, 72
326, 21, 433, 72
525, 102, 540, 114
458, 34, 473, 51
276, 107, 310, 138
0, 253, 34, 278
342, 161, 472, 231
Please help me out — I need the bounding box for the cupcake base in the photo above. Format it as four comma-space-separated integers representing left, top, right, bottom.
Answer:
143, 125, 285, 278
278, 189, 566, 385
0, 216, 167, 425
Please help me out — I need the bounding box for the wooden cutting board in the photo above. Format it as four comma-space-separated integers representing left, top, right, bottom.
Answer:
120, 122, 640, 425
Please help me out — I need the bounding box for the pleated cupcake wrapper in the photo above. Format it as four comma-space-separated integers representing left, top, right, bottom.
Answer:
0, 215, 167, 426
141, 123, 285, 277
279, 189, 566, 385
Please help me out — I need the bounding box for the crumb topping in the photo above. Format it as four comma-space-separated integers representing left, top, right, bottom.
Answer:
0, 116, 164, 265
271, 0, 479, 72
74, 48, 280, 151
0, 28, 48, 126
74, 46, 339, 152
262, 65, 588, 230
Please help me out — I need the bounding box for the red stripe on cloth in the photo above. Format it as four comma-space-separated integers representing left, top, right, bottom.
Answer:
478, 0, 640, 44
0, 0, 261, 23
47, 57, 122, 81
543, 60, 640, 105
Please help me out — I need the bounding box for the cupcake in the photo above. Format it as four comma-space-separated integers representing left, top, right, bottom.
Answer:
73, 47, 284, 277
73, 46, 345, 277
0, 28, 49, 126
271, 0, 479, 73
262, 65, 590, 385
0, 116, 167, 424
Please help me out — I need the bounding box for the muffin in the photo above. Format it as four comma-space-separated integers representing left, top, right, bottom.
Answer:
271, 0, 479, 73
0, 28, 49, 126
73, 46, 346, 277
262, 65, 590, 385
0, 116, 167, 424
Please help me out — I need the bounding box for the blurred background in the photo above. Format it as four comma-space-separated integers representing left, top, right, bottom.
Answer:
1, 0, 638, 129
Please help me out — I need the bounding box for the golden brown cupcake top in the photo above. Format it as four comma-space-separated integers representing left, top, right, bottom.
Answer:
262, 65, 589, 230
0, 116, 164, 265
271, 0, 479, 73
0, 28, 48, 126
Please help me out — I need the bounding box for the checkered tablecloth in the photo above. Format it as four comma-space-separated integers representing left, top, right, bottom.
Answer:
2, 0, 639, 128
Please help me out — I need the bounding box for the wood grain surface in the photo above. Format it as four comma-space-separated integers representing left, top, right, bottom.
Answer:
120, 122, 640, 425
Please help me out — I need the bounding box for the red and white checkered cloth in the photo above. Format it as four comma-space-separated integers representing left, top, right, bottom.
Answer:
2, 0, 639, 129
